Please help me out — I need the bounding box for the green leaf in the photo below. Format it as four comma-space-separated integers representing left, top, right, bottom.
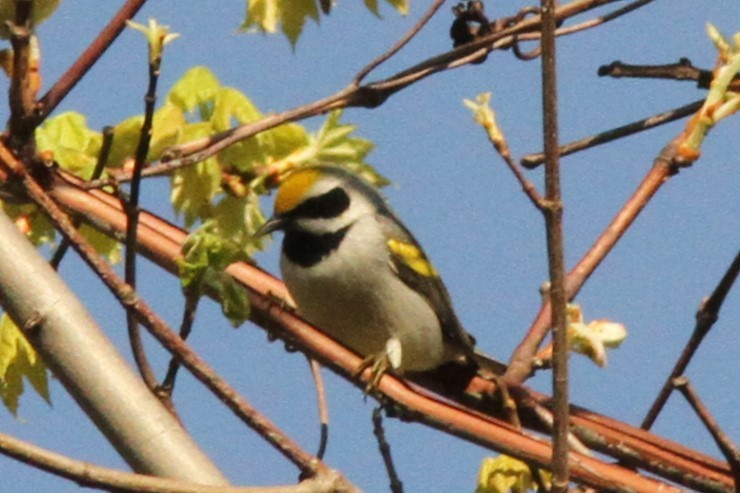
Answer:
477, 455, 550, 493
178, 227, 251, 325
168, 66, 222, 115
242, 0, 280, 34
211, 87, 263, 132
2, 203, 56, 247
211, 193, 269, 254
107, 102, 186, 168
171, 123, 222, 227
35, 112, 102, 179
79, 224, 122, 264
0, 314, 50, 416
240, 0, 321, 46
364, 0, 409, 17
308, 110, 386, 185
279, 0, 320, 46
214, 274, 251, 326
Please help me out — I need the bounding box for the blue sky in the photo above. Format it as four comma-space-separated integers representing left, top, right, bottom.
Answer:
1, 1, 738, 491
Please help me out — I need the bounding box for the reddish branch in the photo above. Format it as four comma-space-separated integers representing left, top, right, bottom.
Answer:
672, 377, 740, 481
34, 0, 148, 123
538, 0, 570, 489
98, 0, 638, 183
503, 139, 686, 385
521, 99, 704, 168
0, 143, 335, 483
46, 171, 734, 492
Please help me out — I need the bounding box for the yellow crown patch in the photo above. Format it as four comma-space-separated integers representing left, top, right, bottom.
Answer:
275, 168, 321, 215
387, 239, 438, 277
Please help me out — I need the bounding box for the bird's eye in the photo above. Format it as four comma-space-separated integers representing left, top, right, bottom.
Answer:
293, 187, 350, 219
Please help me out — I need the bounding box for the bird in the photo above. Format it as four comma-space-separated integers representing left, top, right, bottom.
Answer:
257, 165, 484, 384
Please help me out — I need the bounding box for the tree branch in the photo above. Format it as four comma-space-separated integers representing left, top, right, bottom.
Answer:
672, 377, 740, 482
34, 0, 148, 123
504, 138, 685, 385
539, 0, 570, 489
0, 142, 335, 482
0, 431, 348, 493
521, 99, 704, 168
84, 0, 635, 188
46, 171, 734, 493
641, 250, 740, 430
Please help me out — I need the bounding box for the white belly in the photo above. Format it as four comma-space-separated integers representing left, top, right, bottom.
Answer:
280, 216, 446, 371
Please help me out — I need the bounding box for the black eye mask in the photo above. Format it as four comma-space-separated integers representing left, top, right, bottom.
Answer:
288, 186, 350, 220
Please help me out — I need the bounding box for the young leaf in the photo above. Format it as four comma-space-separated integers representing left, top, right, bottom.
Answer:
167, 66, 222, 117
108, 102, 186, 167
0, 314, 50, 416
364, 0, 409, 17
241, 0, 320, 46
170, 123, 222, 227
2, 203, 56, 247
35, 112, 102, 179
477, 455, 551, 493
178, 226, 251, 325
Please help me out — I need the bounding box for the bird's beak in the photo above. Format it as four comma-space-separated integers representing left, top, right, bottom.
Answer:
254, 215, 285, 238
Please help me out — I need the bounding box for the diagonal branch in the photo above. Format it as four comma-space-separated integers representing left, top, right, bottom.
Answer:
521, 99, 704, 168
0, 431, 349, 493
641, 250, 740, 430
47, 171, 734, 493
0, 142, 334, 482
34, 0, 148, 124
352, 0, 446, 85
503, 137, 686, 385
83, 0, 633, 188
672, 377, 740, 480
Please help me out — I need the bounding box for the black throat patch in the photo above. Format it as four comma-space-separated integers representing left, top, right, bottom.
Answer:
283, 225, 352, 267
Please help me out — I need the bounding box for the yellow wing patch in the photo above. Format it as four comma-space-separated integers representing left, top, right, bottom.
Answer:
275, 168, 321, 215
387, 239, 438, 277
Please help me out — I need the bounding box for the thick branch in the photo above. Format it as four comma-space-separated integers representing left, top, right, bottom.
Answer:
47, 172, 734, 493
0, 143, 332, 482
0, 431, 347, 493
0, 208, 228, 483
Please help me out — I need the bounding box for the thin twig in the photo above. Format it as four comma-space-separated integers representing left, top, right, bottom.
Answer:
672, 377, 740, 479
352, 0, 446, 85
81, 0, 629, 188
50, 126, 114, 269
35, 0, 148, 124
0, 431, 350, 493
641, 250, 740, 430
540, 0, 569, 489
521, 99, 703, 168
0, 142, 329, 480
124, 37, 162, 393
7, 0, 35, 148
372, 408, 404, 493
503, 0, 655, 59
548, 0, 655, 38
504, 138, 684, 385
598, 59, 720, 89
308, 358, 329, 460
160, 289, 200, 395
49, 171, 734, 492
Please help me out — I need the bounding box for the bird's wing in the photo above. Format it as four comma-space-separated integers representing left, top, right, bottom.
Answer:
378, 214, 477, 357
